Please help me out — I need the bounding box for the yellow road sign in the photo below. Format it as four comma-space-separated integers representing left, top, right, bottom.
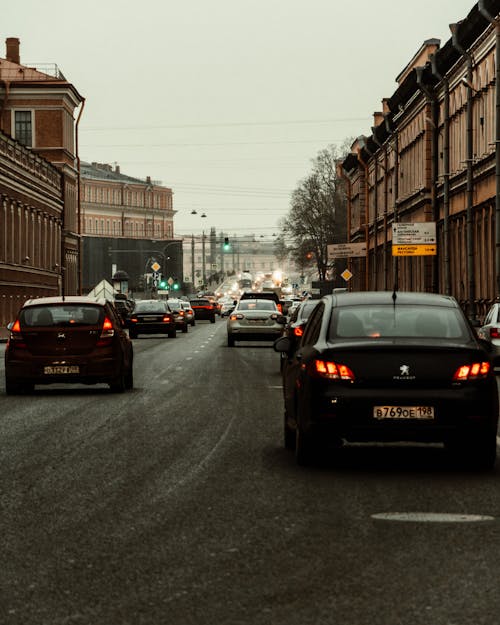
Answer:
392, 244, 437, 256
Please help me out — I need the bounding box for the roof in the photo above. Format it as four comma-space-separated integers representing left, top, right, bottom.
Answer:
24, 296, 107, 306
329, 291, 460, 308
80, 161, 164, 187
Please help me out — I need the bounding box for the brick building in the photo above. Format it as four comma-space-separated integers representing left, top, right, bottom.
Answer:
339, 0, 500, 320
0, 37, 84, 327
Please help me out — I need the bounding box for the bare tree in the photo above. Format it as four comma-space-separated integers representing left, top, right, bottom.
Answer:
282, 143, 349, 281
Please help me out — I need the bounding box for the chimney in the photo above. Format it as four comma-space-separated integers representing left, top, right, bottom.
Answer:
373, 111, 384, 127
6, 38, 20, 64
115, 165, 120, 174
146, 176, 151, 184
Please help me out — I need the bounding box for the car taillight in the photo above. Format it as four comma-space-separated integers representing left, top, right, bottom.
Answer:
453, 362, 490, 381
490, 327, 500, 339
178, 311, 185, 317
8, 319, 27, 349
311, 359, 355, 381
293, 326, 304, 337
97, 316, 115, 346
162, 315, 172, 323
230, 314, 244, 320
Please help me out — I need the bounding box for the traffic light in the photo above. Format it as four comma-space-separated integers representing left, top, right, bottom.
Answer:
172, 277, 180, 291
223, 237, 230, 252
159, 275, 167, 289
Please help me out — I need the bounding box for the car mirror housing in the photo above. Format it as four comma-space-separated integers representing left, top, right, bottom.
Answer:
274, 336, 292, 353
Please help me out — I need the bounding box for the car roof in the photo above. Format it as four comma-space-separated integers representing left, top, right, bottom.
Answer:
327, 291, 460, 309
23, 296, 107, 307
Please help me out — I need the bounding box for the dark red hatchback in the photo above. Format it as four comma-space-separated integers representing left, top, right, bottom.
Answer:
4, 296, 134, 394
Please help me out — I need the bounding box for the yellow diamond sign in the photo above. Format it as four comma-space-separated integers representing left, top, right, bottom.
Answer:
151, 261, 161, 272
341, 269, 353, 281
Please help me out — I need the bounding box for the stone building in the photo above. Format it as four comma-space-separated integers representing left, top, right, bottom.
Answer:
339, 0, 500, 320
0, 37, 84, 326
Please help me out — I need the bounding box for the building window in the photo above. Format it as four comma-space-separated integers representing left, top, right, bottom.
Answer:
14, 111, 33, 147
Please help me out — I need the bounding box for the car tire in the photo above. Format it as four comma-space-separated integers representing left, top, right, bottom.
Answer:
124, 364, 134, 390
228, 335, 235, 347
191, 320, 195, 327
295, 426, 314, 466
210, 317, 215, 324
168, 329, 177, 338
129, 330, 138, 339
109, 369, 126, 393
284, 414, 295, 450
182, 325, 188, 333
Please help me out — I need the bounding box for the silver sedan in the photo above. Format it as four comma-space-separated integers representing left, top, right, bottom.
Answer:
477, 302, 500, 365
227, 299, 286, 347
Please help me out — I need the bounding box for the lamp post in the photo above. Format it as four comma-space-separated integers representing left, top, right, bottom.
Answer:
189, 210, 207, 291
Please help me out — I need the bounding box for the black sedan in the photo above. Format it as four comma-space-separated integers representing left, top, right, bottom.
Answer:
274, 291, 499, 468
127, 300, 176, 339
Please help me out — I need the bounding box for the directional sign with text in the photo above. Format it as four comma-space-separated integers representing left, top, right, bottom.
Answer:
392, 222, 436, 256
327, 242, 367, 260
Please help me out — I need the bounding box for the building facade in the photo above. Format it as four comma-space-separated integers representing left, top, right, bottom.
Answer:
79, 161, 177, 293
0, 37, 84, 327
340, 0, 500, 320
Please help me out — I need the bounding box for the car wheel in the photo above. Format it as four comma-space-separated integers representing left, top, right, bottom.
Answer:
124, 364, 134, 390
228, 335, 235, 347
182, 325, 188, 333
210, 317, 215, 324
129, 330, 138, 339
109, 369, 126, 393
168, 329, 177, 338
191, 320, 195, 327
284, 413, 295, 450
295, 426, 314, 466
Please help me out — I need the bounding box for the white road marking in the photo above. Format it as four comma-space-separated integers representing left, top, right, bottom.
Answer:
372, 512, 495, 523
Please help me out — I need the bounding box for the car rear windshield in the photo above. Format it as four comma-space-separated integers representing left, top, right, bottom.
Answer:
20, 305, 103, 327
329, 305, 469, 340
134, 301, 168, 313
190, 300, 210, 306
238, 300, 277, 311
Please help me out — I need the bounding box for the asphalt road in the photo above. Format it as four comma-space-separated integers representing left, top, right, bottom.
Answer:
2, 318, 500, 625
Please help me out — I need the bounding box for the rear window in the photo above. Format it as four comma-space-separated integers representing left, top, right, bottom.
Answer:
20, 305, 103, 327
238, 300, 277, 311
190, 299, 210, 306
134, 301, 168, 313
329, 305, 469, 340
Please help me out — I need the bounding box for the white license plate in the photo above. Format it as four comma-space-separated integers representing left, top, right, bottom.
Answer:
373, 405, 434, 420
44, 365, 80, 374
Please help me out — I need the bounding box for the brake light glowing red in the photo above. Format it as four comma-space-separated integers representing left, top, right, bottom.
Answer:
313, 359, 355, 381
453, 361, 490, 381
8, 319, 27, 349
162, 315, 172, 323
97, 317, 115, 346
294, 326, 304, 337
490, 327, 500, 339
12, 320, 21, 333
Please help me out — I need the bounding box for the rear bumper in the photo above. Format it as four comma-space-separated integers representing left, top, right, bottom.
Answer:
302, 383, 499, 442
6, 354, 120, 385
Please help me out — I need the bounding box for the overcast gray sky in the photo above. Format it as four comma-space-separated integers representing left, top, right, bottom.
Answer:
3, 0, 477, 236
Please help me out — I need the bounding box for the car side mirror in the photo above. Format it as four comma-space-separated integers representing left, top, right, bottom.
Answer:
6, 321, 13, 331
277, 315, 287, 324
274, 336, 292, 353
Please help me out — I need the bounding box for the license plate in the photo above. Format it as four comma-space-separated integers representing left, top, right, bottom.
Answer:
373, 405, 434, 420
44, 365, 80, 374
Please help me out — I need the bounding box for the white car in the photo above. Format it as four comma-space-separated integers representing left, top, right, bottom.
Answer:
227, 299, 286, 347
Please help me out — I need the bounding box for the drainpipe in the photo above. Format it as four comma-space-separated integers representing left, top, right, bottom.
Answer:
451, 23, 475, 320
356, 144, 370, 291
386, 115, 399, 290
75, 98, 86, 295
416, 66, 439, 293
431, 53, 451, 295
372, 130, 387, 289
478, 1, 500, 301
0, 80, 10, 133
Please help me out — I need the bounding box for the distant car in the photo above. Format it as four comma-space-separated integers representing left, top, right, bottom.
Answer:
4, 296, 134, 394
180, 301, 195, 326
127, 300, 177, 339
477, 302, 500, 366
219, 298, 237, 317
227, 298, 287, 347
274, 290, 499, 468
165, 298, 189, 333
279, 299, 319, 371
190, 298, 216, 323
